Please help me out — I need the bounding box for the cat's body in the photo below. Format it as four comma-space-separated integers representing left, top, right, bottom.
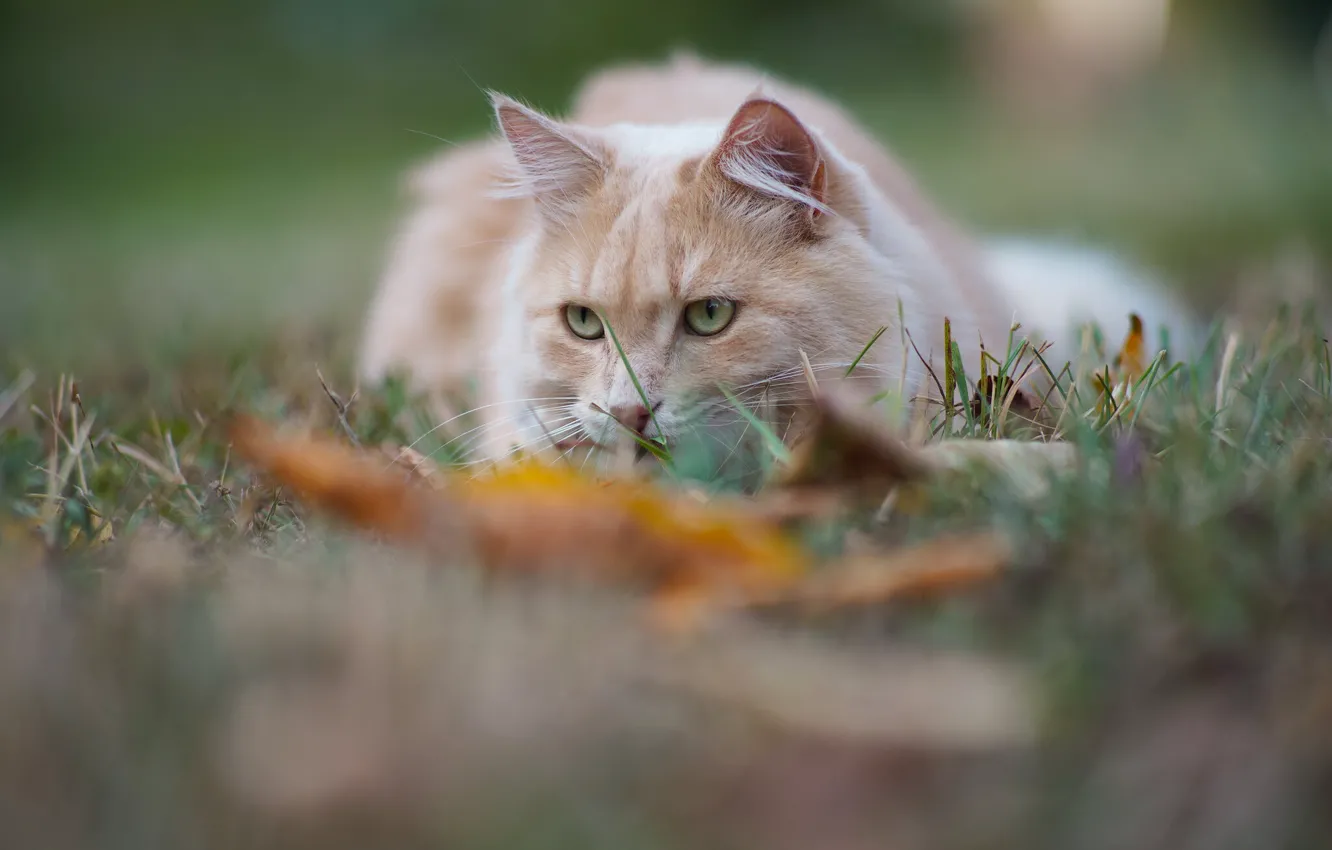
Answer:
359, 54, 1196, 463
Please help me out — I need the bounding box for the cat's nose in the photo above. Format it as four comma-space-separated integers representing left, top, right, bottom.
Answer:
610, 402, 653, 434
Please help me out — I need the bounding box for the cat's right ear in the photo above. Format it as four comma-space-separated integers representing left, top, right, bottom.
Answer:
489, 93, 606, 221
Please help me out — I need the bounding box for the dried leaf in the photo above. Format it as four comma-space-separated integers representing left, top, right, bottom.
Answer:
453, 462, 810, 595
230, 415, 1036, 631
1098, 312, 1151, 414
767, 388, 1076, 517
228, 415, 432, 541
746, 531, 1009, 614
1113, 312, 1148, 382
379, 443, 448, 490
772, 386, 928, 499
229, 416, 808, 611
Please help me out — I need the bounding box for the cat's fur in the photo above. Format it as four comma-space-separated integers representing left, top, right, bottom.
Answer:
359, 53, 1196, 462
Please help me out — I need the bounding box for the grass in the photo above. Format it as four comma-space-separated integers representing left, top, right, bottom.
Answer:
4, 293, 1332, 848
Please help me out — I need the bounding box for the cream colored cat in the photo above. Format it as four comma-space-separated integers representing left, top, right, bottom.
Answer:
358, 53, 1196, 465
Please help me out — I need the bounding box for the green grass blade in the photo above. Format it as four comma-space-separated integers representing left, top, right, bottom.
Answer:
845, 326, 888, 377
604, 318, 672, 466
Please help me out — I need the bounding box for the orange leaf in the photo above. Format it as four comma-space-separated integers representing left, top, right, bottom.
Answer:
1095, 312, 1150, 416
1112, 312, 1147, 383
228, 415, 432, 542
229, 416, 808, 608
746, 531, 1009, 615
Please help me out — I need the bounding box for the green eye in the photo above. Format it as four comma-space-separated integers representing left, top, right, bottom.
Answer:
565, 304, 605, 340
683, 297, 736, 336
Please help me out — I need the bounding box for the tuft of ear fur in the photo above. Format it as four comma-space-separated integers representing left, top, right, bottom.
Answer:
489, 92, 606, 219
713, 96, 830, 218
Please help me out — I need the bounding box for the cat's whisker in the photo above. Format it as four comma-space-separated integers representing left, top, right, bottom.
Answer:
721, 383, 884, 406
401, 395, 581, 455
682, 417, 753, 468
795, 361, 896, 378
577, 435, 604, 474
429, 410, 579, 463
519, 402, 585, 452
734, 360, 898, 389
730, 368, 804, 391
723, 371, 893, 402
452, 415, 581, 461
698, 387, 803, 411
723, 385, 792, 404
552, 427, 596, 466
455, 420, 584, 468
404, 399, 572, 450
725, 361, 892, 395
454, 418, 584, 467
439, 408, 577, 450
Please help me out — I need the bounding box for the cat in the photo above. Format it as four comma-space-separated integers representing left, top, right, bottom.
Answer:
358, 52, 1197, 467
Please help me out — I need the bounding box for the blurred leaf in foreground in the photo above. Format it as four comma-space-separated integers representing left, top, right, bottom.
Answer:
228, 410, 1020, 630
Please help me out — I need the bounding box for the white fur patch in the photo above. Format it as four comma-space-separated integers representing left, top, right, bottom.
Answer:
982, 237, 1202, 363
598, 122, 722, 162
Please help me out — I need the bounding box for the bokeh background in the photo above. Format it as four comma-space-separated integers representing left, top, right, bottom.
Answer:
2, 0, 1330, 371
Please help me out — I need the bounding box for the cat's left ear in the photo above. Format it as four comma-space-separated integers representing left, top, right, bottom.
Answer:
490, 93, 608, 222
712, 96, 829, 220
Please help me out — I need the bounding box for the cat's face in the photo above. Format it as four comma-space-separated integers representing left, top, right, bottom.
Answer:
490, 94, 902, 461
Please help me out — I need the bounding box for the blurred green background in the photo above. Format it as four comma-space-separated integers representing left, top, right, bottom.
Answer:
2, 0, 1330, 372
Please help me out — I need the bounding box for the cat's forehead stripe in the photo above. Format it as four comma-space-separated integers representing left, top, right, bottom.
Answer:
587, 166, 687, 311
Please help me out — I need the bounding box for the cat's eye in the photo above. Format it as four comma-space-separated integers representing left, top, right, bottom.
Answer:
565, 304, 605, 340
683, 298, 736, 336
